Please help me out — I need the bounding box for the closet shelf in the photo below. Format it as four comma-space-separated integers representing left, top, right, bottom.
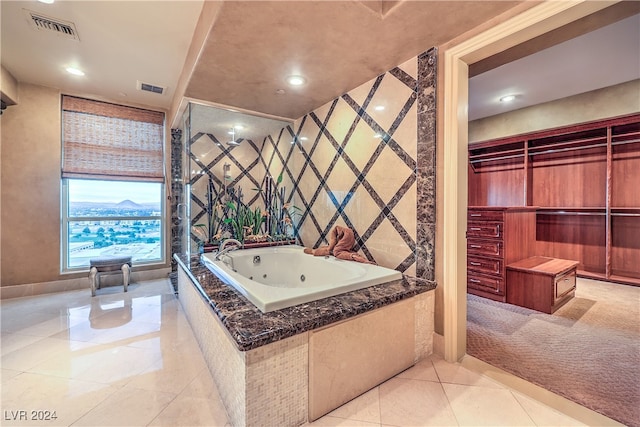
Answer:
469, 113, 640, 286
536, 207, 606, 216
528, 135, 607, 154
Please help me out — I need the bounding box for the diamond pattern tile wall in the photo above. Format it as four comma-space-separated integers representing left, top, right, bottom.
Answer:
183, 47, 437, 280
272, 50, 437, 275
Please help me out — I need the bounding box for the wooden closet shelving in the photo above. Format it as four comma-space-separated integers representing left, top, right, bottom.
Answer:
469, 113, 640, 287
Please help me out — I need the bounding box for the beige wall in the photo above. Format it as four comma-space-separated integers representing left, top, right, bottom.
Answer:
1, 83, 62, 286
1, 83, 171, 289
1, 65, 19, 105
469, 79, 640, 143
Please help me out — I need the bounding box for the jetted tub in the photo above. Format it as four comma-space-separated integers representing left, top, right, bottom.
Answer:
200, 245, 403, 312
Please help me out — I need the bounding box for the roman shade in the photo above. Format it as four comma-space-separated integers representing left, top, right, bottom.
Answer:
62, 95, 165, 182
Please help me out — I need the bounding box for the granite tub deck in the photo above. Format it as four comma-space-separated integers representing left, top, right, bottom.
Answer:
175, 254, 437, 426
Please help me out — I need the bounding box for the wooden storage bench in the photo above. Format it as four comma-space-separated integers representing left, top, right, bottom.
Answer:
506, 256, 579, 314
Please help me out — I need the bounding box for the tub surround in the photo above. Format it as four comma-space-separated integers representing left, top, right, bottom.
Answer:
176, 255, 435, 426
175, 253, 435, 351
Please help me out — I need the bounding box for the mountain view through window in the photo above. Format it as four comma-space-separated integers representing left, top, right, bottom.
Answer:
65, 179, 163, 269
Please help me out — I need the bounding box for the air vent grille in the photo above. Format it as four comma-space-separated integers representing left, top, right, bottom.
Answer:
137, 81, 165, 95
25, 10, 80, 41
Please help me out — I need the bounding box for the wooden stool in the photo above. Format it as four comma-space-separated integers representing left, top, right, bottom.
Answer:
89, 256, 132, 297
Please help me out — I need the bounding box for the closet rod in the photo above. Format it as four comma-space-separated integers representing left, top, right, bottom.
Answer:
611, 138, 640, 146
611, 213, 640, 217
537, 211, 606, 216
470, 153, 524, 164
529, 142, 608, 157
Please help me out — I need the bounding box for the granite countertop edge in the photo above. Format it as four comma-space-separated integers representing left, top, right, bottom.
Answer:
174, 254, 436, 351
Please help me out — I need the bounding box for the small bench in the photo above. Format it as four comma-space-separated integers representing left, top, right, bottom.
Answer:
89, 256, 132, 297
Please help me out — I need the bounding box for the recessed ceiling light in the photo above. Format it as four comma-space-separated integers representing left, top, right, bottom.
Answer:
38, 0, 55, 4
374, 105, 385, 111
286, 75, 306, 86
65, 67, 84, 76
234, 125, 244, 130
500, 95, 517, 103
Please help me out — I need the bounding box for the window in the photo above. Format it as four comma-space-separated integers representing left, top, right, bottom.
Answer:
61, 96, 165, 271
62, 179, 164, 270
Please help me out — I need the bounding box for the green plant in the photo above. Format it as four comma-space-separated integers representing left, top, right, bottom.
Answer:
256, 172, 300, 241
194, 176, 226, 244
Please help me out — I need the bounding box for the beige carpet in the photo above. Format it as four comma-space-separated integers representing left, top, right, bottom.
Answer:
467, 278, 640, 427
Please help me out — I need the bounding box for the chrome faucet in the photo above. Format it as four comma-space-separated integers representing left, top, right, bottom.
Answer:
215, 238, 243, 260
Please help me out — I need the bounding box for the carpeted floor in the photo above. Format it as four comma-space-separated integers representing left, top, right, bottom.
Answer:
467, 278, 640, 427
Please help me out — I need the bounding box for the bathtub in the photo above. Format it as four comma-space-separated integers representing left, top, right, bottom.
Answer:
200, 245, 403, 312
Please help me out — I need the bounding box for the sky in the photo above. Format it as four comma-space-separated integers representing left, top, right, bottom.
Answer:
69, 179, 162, 204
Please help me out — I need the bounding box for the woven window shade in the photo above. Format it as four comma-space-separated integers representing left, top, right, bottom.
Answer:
62, 95, 165, 182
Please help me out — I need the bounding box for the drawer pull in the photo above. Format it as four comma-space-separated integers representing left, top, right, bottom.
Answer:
470, 262, 481, 266
470, 245, 481, 248
470, 213, 482, 217
469, 227, 481, 231
469, 278, 481, 283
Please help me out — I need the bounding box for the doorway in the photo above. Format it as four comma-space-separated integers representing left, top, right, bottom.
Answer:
440, 0, 619, 363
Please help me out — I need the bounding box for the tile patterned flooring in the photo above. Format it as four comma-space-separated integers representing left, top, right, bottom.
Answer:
1, 279, 587, 426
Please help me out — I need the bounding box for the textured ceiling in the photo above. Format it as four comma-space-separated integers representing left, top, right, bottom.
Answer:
3, 1, 635, 127
185, 1, 524, 119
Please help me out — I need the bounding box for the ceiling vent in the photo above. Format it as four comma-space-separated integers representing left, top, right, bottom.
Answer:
24, 9, 80, 41
137, 81, 165, 95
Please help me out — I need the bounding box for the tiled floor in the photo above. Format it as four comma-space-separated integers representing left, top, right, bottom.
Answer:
1, 279, 587, 426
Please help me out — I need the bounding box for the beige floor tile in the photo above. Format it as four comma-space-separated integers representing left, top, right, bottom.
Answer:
179, 367, 220, 399
512, 391, 587, 426
147, 394, 229, 427
442, 383, 535, 426
397, 358, 439, 382
379, 377, 457, 426
307, 415, 381, 426
72, 385, 176, 426
1, 368, 21, 383
69, 345, 162, 386
124, 347, 208, 394
88, 319, 163, 346
0, 279, 604, 427
0, 332, 46, 356
327, 387, 381, 424
0, 309, 64, 334
0, 372, 119, 426
432, 356, 504, 389
49, 318, 117, 343
11, 314, 88, 338
1, 337, 92, 372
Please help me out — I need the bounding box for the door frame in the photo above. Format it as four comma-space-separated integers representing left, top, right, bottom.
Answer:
440, 0, 619, 362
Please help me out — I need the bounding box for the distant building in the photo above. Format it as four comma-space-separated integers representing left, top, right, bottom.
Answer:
69, 241, 94, 253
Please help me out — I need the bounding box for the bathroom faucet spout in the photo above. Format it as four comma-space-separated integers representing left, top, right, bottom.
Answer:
215, 239, 243, 260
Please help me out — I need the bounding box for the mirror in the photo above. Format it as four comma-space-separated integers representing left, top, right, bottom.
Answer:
185, 103, 295, 250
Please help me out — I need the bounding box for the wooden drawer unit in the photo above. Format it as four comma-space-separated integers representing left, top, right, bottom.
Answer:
468, 210, 504, 222
467, 222, 502, 239
468, 256, 502, 276
467, 273, 504, 296
507, 256, 579, 314
467, 240, 502, 258
467, 207, 537, 302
